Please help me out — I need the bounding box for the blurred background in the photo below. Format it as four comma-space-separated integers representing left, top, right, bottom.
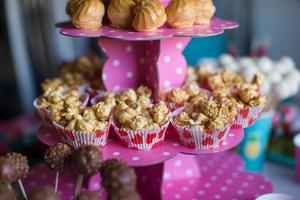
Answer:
1, 0, 300, 117
1, 0, 300, 197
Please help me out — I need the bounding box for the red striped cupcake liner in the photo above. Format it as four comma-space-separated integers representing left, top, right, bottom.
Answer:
231, 103, 265, 129
52, 121, 110, 149
171, 108, 233, 149
112, 117, 170, 150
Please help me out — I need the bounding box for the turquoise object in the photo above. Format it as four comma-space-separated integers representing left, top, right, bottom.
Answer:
183, 35, 227, 65
239, 111, 275, 171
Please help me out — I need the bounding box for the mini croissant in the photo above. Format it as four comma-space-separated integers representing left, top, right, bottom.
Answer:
194, 0, 216, 24
166, 0, 197, 28
71, 0, 105, 30
107, 0, 136, 28
132, 0, 167, 32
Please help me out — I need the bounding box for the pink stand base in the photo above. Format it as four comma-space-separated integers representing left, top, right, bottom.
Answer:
24, 152, 272, 200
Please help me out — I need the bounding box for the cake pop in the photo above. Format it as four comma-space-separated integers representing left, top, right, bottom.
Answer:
77, 191, 101, 200
0, 185, 17, 200
44, 143, 72, 193
7, 153, 30, 200
0, 156, 17, 185
101, 159, 139, 200
73, 145, 103, 198
28, 186, 62, 200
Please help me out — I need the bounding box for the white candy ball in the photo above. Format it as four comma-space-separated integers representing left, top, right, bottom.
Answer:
273, 82, 291, 100
256, 56, 274, 74
223, 61, 240, 72
274, 62, 292, 75
219, 54, 235, 66
260, 81, 271, 94
281, 56, 296, 70
241, 66, 258, 81
268, 70, 282, 84
239, 57, 256, 69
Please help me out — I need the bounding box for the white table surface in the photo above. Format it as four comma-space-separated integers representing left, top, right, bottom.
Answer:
261, 162, 300, 197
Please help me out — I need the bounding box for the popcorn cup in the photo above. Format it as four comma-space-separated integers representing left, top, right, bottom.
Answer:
232, 103, 266, 129
90, 90, 110, 106
171, 108, 233, 149
52, 121, 110, 149
112, 118, 170, 150
33, 98, 52, 126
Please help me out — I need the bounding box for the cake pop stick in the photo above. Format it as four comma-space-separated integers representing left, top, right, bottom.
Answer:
7, 153, 30, 200
44, 143, 72, 193
73, 145, 103, 199
0, 156, 17, 192
28, 186, 62, 200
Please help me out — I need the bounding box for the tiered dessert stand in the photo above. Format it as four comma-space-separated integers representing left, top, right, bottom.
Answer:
25, 4, 273, 199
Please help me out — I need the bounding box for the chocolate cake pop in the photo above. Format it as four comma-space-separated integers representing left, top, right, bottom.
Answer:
0, 156, 17, 184
101, 159, 136, 192
28, 186, 62, 200
73, 145, 103, 176
7, 153, 29, 179
77, 191, 101, 200
108, 191, 140, 200
44, 143, 72, 171
44, 143, 72, 193
73, 145, 103, 198
7, 153, 30, 200
0, 185, 17, 200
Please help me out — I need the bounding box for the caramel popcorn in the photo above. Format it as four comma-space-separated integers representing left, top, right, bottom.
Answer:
136, 86, 152, 98
235, 86, 265, 107
186, 67, 198, 83
199, 99, 219, 119
115, 92, 169, 130
94, 102, 112, 121
41, 78, 65, 94
117, 89, 138, 105
183, 82, 200, 97
166, 88, 189, 104
175, 97, 237, 131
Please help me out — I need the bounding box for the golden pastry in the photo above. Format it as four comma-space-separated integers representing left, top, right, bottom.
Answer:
107, 0, 136, 28
66, 0, 79, 17
71, 0, 105, 30
194, 0, 216, 25
166, 0, 197, 28
132, 0, 167, 32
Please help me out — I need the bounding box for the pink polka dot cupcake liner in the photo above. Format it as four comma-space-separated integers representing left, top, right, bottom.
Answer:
171, 121, 232, 149
52, 121, 110, 149
33, 98, 52, 127
231, 103, 265, 129
112, 118, 170, 150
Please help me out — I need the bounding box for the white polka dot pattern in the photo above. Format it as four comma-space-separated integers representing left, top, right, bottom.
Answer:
58, 18, 239, 40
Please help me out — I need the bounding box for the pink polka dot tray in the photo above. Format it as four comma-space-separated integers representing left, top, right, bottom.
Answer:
24, 152, 272, 200
56, 18, 238, 41
38, 125, 244, 167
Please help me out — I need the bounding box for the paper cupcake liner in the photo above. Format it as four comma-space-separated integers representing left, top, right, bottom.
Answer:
232, 103, 265, 129
90, 90, 110, 106
33, 90, 90, 125
112, 118, 170, 150
53, 121, 110, 149
33, 98, 53, 126
171, 121, 232, 149
171, 108, 232, 149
